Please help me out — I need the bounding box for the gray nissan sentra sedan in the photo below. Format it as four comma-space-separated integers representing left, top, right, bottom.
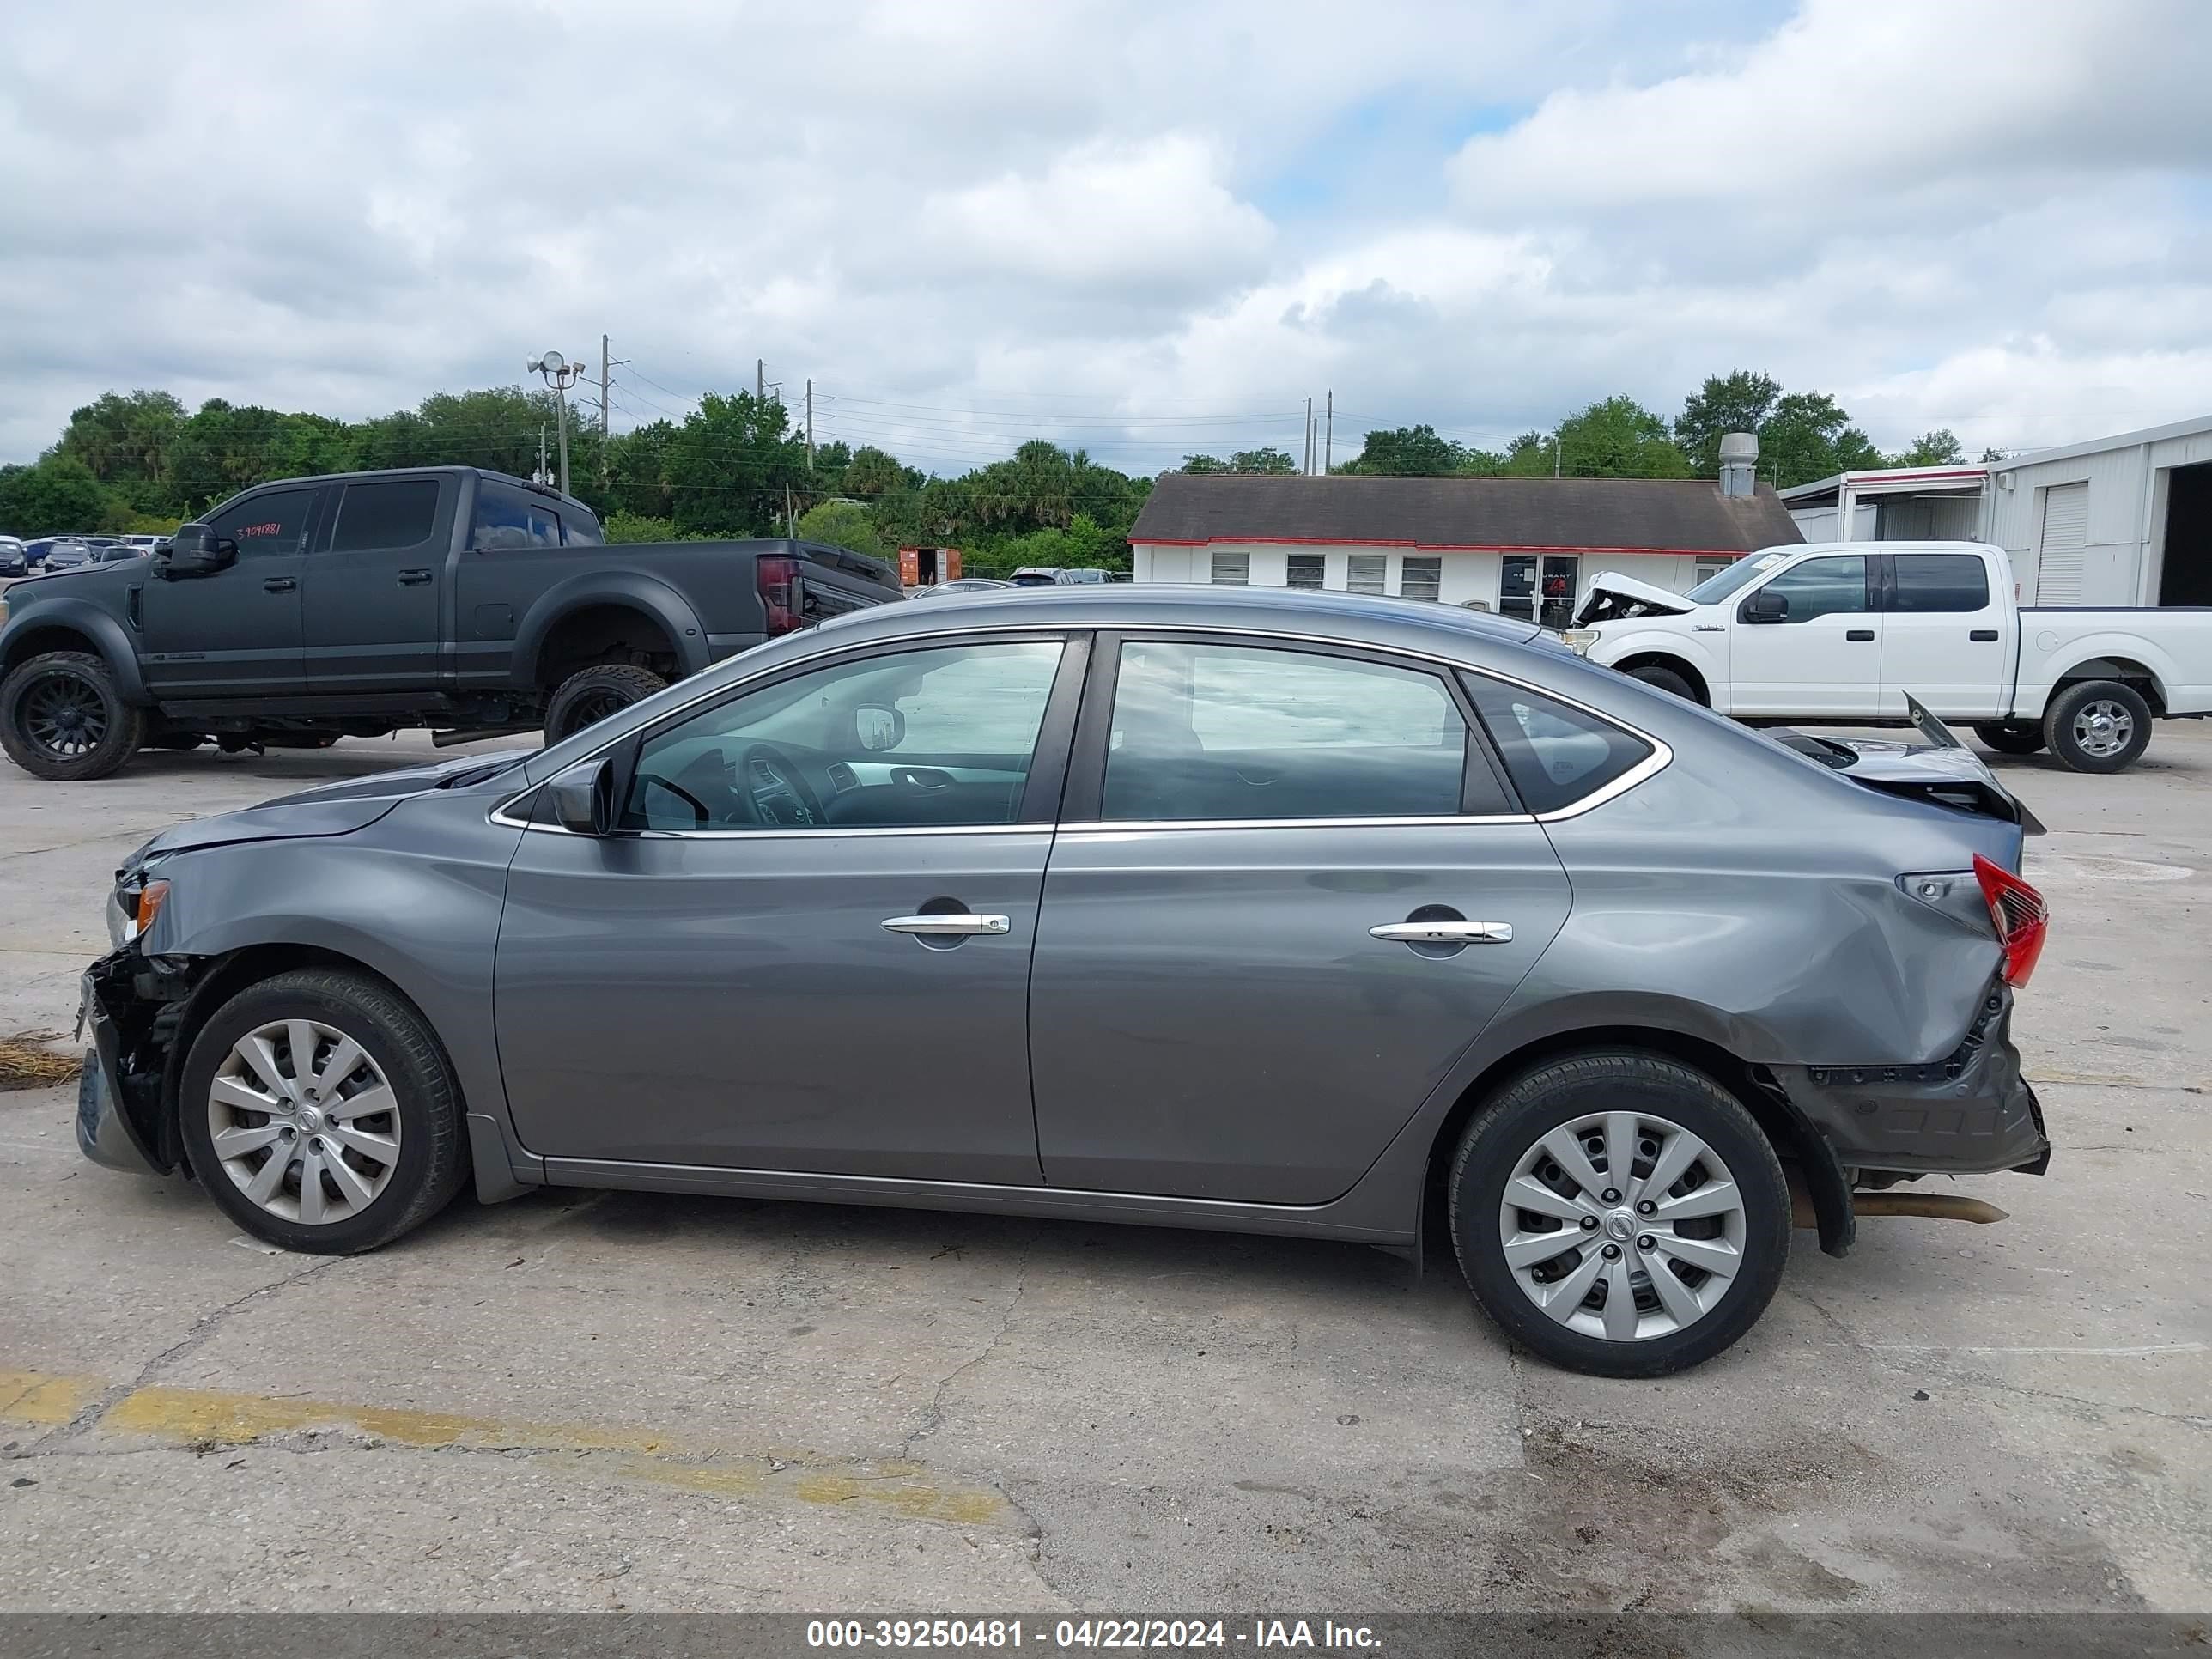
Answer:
76, 585, 2052, 1376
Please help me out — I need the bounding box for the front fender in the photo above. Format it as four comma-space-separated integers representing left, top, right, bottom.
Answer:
0, 594, 151, 702
512, 572, 713, 690
1588, 626, 1723, 690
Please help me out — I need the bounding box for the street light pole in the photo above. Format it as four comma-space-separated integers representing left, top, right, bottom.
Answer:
528, 350, 586, 496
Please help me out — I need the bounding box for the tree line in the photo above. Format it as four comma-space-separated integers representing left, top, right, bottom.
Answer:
0, 370, 1983, 574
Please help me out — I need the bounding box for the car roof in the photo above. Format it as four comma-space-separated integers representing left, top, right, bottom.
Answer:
823, 581, 1551, 658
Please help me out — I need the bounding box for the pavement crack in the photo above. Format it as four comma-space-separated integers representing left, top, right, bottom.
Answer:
902, 1235, 1034, 1459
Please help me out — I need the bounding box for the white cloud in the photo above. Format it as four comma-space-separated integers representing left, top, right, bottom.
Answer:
0, 0, 2207, 474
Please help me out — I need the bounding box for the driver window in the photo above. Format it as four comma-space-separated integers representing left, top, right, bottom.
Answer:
620, 640, 1065, 832
1757, 555, 1869, 623
204, 488, 320, 558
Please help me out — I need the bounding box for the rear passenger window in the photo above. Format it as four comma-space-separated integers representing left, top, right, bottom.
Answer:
1892, 554, 1989, 612
1462, 676, 1653, 815
562, 511, 603, 546
472, 480, 563, 550
1103, 641, 1470, 822
330, 479, 441, 553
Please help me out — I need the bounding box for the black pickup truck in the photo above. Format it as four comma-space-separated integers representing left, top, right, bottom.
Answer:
0, 466, 903, 780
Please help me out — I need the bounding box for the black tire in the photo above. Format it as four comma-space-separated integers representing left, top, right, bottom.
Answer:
0, 651, 146, 780
2043, 679, 2152, 774
1626, 664, 1698, 703
544, 662, 667, 743
1447, 1050, 1790, 1378
176, 969, 469, 1255
1972, 723, 2046, 757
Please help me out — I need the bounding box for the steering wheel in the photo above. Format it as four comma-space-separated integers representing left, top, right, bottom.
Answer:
737, 743, 827, 828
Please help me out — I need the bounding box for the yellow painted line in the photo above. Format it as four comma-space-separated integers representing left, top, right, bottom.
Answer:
93, 1382, 1015, 1530
0, 1370, 98, 1426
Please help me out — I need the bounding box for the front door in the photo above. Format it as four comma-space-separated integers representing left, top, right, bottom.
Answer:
1727, 552, 1881, 717
138, 483, 321, 698
495, 634, 1081, 1182
1876, 551, 2009, 720
301, 474, 452, 691
1027, 635, 1576, 1204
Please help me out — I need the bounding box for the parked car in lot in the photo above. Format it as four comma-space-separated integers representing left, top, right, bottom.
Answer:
0, 466, 905, 780
909, 576, 1012, 598
76, 584, 2051, 1376
33, 538, 97, 573
1566, 541, 2212, 772
0, 538, 27, 577
1007, 567, 1114, 586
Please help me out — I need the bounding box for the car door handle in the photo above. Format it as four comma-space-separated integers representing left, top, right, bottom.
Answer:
1970, 629, 1999, 641
262, 577, 296, 593
881, 913, 1011, 936
398, 568, 433, 586
1370, 921, 1513, 944
1845, 629, 1875, 641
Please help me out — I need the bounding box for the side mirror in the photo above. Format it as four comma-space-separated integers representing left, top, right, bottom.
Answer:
854, 703, 905, 751
1742, 589, 1789, 623
546, 757, 617, 835
156, 523, 236, 579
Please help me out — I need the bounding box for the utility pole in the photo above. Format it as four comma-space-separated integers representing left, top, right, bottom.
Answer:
528, 350, 584, 496
805, 378, 815, 471
599, 334, 611, 480
535, 425, 548, 487
1305, 397, 1314, 474
757, 358, 765, 404
1324, 391, 1333, 474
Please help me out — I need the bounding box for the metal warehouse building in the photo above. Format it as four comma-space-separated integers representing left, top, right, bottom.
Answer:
1128, 471, 1802, 629
1780, 411, 2212, 608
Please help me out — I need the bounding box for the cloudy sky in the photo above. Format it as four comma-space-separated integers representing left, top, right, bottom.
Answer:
3, 0, 2209, 472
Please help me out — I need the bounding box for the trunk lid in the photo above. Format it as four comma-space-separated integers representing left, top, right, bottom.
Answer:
1769, 696, 2045, 843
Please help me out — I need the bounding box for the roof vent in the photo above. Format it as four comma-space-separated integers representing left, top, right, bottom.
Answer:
1718, 432, 1758, 497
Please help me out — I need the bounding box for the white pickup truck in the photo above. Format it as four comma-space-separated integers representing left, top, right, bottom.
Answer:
1563, 540, 2212, 773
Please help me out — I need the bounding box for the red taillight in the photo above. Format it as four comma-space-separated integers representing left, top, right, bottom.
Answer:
757, 554, 801, 636
1973, 854, 2049, 988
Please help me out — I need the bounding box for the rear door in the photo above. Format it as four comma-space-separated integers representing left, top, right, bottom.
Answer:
138, 483, 322, 698
1876, 551, 2010, 720
1026, 634, 1579, 1204
301, 474, 453, 691
1725, 552, 1881, 717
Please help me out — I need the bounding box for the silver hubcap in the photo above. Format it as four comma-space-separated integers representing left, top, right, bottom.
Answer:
1497, 1110, 1748, 1342
207, 1018, 400, 1224
2072, 700, 2133, 758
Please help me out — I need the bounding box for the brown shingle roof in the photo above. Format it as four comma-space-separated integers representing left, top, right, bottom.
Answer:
1129, 474, 1802, 556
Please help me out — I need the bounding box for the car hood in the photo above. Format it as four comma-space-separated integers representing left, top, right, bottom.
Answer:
6, 562, 134, 597
1572, 572, 1698, 625
133, 749, 535, 862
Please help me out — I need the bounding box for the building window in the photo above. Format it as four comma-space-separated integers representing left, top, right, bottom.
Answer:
1286, 554, 1325, 590
1499, 555, 1536, 621
1538, 556, 1582, 629
1346, 554, 1387, 594
1401, 556, 1443, 601
1694, 559, 1729, 588
1211, 551, 1249, 585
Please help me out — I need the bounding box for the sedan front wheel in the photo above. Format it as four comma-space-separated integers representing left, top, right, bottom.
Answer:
178, 969, 469, 1254
1448, 1051, 1790, 1376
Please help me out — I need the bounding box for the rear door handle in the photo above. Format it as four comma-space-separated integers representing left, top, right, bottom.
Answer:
1370, 921, 1513, 944
1845, 629, 1875, 641
262, 577, 296, 593
1970, 629, 1999, 641
882, 913, 1010, 936
398, 568, 433, 586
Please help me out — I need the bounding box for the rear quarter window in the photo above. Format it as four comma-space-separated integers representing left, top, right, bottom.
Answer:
1461, 674, 1654, 815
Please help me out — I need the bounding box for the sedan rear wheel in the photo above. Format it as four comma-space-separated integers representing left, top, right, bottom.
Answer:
1448, 1051, 1790, 1376
178, 969, 468, 1254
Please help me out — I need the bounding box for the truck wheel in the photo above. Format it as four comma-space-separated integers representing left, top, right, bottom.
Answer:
0, 651, 146, 781
1972, 723, 2046, 757
2044, 680, 2151, 774
544, 663, 667, 742
1626, 665, 1698, 703
1448, 1050, 1790, 1377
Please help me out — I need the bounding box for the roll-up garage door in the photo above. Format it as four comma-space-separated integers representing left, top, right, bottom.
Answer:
2037, 482, 2088, 605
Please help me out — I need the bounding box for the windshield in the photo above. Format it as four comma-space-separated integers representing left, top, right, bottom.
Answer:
1684, 550, 1792, 605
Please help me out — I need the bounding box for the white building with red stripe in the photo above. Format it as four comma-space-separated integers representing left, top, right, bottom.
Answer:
1127, 471, 1803, 628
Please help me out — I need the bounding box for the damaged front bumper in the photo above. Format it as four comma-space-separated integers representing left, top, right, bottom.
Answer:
1769, 982, 2051, 1178
75, 951, 197, 1178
